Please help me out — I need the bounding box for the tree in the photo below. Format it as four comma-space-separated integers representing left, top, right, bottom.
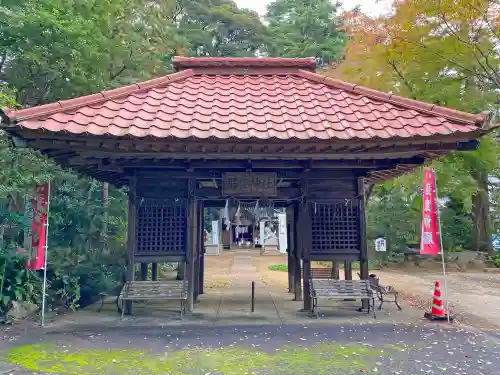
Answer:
171, 0, 269, 57
0, 0, 175, 106
332, 1, 499, 253
266, 0, 346, 67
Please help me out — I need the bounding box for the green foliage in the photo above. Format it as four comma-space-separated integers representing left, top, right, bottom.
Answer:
266, 0, 346, 67
0, 0, 173, 105
175, 0, 269, 57
268, 264, 288, 271
335, 1, 499, 255
0, 0, 274, 318
0, 248, 43, 315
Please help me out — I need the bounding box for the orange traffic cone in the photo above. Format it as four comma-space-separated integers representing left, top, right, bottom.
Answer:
424, 281, 453, 322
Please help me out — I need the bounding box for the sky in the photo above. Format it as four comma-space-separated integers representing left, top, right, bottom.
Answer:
234, 0, 394, 17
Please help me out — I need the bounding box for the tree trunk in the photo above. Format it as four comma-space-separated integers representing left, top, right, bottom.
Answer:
100, 182, 109, 251
471, 171, 492, 254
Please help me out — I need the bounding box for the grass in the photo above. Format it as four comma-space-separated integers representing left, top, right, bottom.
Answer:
268, 264, 288, 272
3, 343, 407, 375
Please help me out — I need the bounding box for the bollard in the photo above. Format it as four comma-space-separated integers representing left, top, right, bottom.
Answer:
251, 281, 255, 312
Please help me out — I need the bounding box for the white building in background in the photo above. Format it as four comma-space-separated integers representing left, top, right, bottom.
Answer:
205, 204, 287, 255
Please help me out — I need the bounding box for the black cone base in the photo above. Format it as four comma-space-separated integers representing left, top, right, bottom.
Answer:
424, 312, 454, 322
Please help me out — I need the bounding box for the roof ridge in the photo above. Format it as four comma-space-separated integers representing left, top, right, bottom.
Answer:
173, 56, 317, 71
4, 70, 194, 122
297, 70, 490, 127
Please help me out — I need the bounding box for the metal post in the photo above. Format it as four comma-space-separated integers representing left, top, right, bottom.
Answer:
41, 181, 51, 328
433, 169, 450, 323
251, 281, 255, 312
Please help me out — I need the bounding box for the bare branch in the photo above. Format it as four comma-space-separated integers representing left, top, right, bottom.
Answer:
394, 36, 500, 88
388, 60, 415, 94
110, 65, 127, 81
432, 3, 500, 84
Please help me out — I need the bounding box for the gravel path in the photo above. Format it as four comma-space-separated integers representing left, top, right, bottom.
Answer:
375, 270, 500, 331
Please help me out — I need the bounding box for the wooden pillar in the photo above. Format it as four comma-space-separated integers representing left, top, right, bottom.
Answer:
286, 207, 294, 293
299, 197, 312, 311
140, 263, 148, 281
358, 177, 369, 310
199, 249, 205, 295
331, 262, 340, 280
177, 263, 185, 280
186, 183, 198, 313
125, 176, 137, 315
344, 261, 352, 280
198, 203, 205, 295
152, 263, 158, 281
194, 201, 203, 300
292, 202, 302, 301
287, 247, 294, 293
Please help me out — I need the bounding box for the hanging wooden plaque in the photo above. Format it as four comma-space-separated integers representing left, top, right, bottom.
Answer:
222, 172, 277, 197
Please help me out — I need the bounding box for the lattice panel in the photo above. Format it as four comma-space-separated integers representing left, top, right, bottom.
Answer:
310, 201, 359, 253
135, 198, 187, 256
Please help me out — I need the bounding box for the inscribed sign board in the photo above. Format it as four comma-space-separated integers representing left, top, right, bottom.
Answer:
222, 172, 277, 196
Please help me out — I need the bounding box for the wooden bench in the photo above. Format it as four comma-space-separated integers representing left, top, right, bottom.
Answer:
310, 267, 339, 280
117, 280, 188, 319
309, 279, 376, 319
357, 273, 401, 311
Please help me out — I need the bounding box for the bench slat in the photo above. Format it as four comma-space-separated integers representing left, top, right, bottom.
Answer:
310, 280, 373, 299
120, 281, 188, 300
309, 279, 376, 319
309, 268, 336, 280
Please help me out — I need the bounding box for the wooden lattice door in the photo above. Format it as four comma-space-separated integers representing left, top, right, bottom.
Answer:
309, 201, 360, 255
135, 198, 187, 258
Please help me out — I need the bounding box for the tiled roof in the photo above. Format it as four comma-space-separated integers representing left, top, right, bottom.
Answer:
1, 57, 491, 141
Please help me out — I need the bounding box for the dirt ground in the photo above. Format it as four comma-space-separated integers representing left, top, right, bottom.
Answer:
253, 253, 500, 331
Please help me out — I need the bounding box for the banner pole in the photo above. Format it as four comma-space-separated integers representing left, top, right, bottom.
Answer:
40, 181, 51, 328
432, 169, 450, 323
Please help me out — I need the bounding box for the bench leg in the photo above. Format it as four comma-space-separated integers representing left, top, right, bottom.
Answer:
372, 298, 376, 319
394, 293, 402, 310
311, 296, 319, 319
378, 294, 384, 310
120, 299, 125, 319
180, 301, 184, 320
97, 296, 105, 313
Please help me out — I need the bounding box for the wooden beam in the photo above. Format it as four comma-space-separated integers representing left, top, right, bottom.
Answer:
73, 157, 425, 172
73, 146, 456, 160
194, 187, 302, 199
133, 169, 360, 180
16, 130, 480, 150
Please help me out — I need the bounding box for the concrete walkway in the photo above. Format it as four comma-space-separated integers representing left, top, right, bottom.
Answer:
37, 250, 424, 331
209, 251, 283, 323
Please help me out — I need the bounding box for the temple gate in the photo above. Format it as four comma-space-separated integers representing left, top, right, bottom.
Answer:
1, 56, 492, 313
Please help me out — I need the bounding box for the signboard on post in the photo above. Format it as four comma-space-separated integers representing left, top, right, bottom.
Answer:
420, 169, 440, 255
375, 237, 386, 252
211, 220, 219, 245
222, 172, 277, 197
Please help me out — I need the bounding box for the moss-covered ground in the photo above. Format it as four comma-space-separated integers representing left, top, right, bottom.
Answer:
3, 342, 405, 375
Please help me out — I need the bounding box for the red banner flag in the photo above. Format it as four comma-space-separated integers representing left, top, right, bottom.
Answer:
26, 184, 49, 270
420, 169, 440, 255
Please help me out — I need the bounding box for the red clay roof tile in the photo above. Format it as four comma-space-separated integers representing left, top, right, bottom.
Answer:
1, 57, 491, 141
